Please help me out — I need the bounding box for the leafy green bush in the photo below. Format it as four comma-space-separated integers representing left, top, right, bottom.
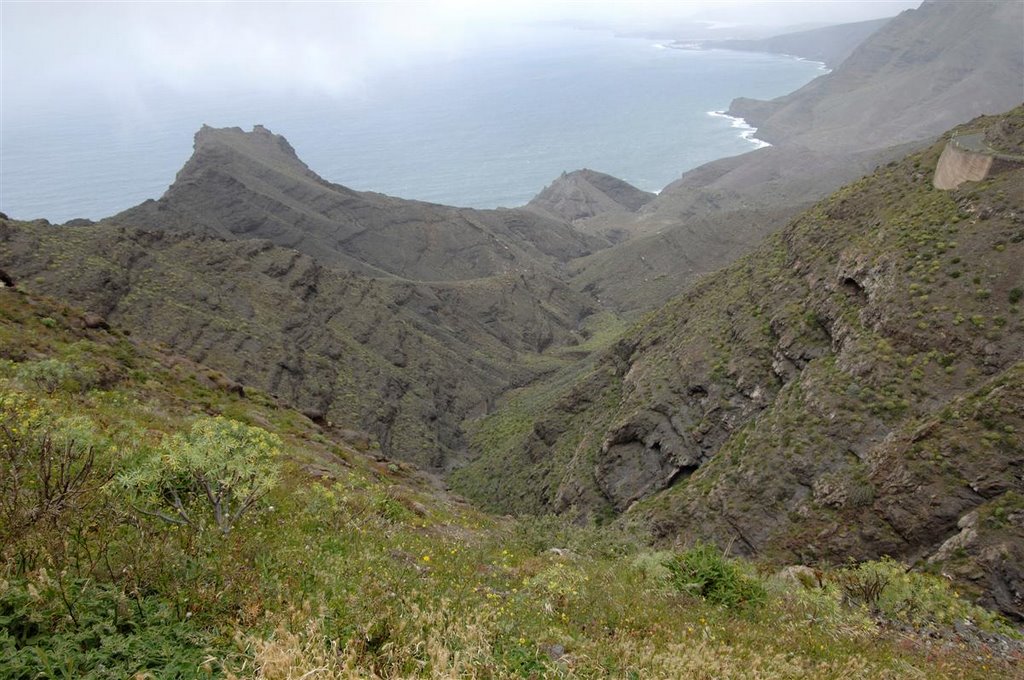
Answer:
373, 491, 411, 523
666, 543, 767, 609
116, 416, 281, 535
0, 575, 226, 679
14, 358, 101, 395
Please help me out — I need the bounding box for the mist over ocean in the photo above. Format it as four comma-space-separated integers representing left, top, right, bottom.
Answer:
0, 27, 824, 223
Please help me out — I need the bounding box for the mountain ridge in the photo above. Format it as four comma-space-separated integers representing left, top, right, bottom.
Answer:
566, 0, 1023, 314
525, 169, 656, 242
0, 216, 606, 471
109, 124, 609, 282
452, 108, 1024, 618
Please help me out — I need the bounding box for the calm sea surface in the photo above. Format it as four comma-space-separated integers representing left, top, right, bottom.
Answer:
0, 27, 825, 223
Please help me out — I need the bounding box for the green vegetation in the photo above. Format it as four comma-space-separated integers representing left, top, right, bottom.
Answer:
116, 416, 282, 536
833, 558, 1014, 634
1, 289, 1019, 678
665, 543, 767, 610
451, 112, 1024, 633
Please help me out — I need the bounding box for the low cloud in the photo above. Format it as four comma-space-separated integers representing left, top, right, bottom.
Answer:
2, 1, 920, 109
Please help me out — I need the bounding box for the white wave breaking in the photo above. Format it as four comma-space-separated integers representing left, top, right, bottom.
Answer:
707, 110, 771, 149
784, 54, 832, 73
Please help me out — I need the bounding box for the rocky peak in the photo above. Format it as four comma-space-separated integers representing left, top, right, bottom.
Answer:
185, 124, 320, 183
527, 169, 654, 224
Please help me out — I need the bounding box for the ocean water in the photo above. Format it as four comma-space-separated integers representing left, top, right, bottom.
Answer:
0, 27, 825, 223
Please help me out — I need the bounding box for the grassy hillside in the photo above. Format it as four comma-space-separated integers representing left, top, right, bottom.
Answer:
0, 287, 1020, 678
453, 109, 1024, 619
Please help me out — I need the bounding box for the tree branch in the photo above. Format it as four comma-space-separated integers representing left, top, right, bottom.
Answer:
131, 504, 191, 527
166, 488, 193, 526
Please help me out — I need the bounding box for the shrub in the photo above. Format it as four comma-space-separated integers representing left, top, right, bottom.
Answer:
14, 358, 99, 395
631, 551, 676, 584
832, 558, 1016, 635
0, 391, 113, 551
373, 490, 411, 523
1009, 287, 1023, 304
116, 416, 282, 535
15, 359, 73, 394
666, 543, 767, 609
834, 560, 892, 609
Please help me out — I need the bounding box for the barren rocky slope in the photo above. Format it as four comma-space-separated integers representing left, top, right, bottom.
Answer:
729, 0, 1024, 151
525, 169, 655, 242
109, 125, 609, 281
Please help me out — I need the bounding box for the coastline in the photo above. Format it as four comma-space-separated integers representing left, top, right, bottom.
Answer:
667, 40, 831, 72
687, 45, 829, 151
706, 109, 772, 149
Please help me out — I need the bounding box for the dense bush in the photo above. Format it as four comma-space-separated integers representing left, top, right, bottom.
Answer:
116, 416, 281, 536
0, 576, 222, 679
14, 359, 97, 395
666, 543, 768, 609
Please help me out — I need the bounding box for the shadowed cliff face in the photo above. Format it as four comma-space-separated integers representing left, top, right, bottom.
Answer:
453, 109, 1024, 619
108, 125, 609, 282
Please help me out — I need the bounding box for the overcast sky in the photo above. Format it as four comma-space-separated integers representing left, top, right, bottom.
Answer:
2, 1, 922, 107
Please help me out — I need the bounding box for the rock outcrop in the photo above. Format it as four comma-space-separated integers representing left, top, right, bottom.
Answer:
934, 131, 1024, 190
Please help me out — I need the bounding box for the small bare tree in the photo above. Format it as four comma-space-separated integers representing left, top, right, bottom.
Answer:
0, 397, 112, 553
